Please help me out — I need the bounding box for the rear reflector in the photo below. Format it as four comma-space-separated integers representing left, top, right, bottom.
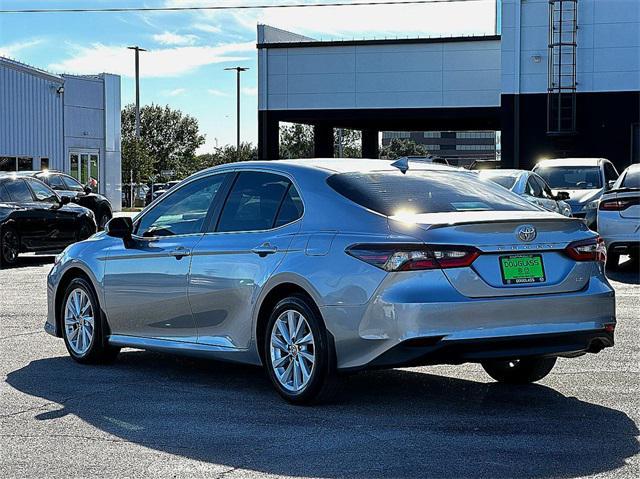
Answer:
346, 244, 480, 272
564, 237, 606, 263
599, 197, 639, 211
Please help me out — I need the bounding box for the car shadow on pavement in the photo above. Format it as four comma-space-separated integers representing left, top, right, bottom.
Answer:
0, 254, 55, 269
7, 352, 639, 478
606, 256, 640, 284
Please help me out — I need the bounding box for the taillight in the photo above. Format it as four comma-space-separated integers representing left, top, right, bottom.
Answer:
346, 244, 480, 272
564, 237, 606, 263
599, 197, 639, 211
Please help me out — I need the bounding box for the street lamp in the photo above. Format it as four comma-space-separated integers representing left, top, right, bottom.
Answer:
127, 46, 147, 207
224, 66, 249, 159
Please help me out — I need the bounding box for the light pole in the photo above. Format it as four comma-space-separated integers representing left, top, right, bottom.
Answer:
225, 66, 249, 159
127, 46, 146, 207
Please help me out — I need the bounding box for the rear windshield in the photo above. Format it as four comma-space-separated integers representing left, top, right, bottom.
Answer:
480, 173, 518, 189
536, 166, 602, 190
621, 169, 640, 188
326, 170, 535, 216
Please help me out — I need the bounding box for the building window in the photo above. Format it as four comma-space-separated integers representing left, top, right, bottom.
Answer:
0, 157, 33, 171
456, 144, 496, 151
423, 132, 441, 139
40, 158, 50, 170
70, 151, 100, 191
383, 131, 410, 139
456, 131, 496, 139
423, 144, 441, 150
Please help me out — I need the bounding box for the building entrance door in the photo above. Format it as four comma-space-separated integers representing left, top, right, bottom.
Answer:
70, 151, 99, 192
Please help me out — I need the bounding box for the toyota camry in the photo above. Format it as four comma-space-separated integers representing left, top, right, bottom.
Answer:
45, 159, 616, 404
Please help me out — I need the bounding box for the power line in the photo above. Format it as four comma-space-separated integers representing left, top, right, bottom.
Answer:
0, 0, 487, 14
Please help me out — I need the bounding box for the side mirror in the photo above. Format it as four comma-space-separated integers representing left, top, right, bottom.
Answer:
606, 180, 616, 190
555, 191, 570, 201
59, 195, 71, 206
105, 216, 133, 240
83, 186, 92, 194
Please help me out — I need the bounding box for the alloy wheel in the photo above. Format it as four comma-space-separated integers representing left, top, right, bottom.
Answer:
64, 288, 95, 356
2, 230, 19, 264
270, 309, 316, 393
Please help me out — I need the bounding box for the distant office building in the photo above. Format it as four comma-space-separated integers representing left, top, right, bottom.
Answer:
381, 131, 498, 164
0, 57, 122, 210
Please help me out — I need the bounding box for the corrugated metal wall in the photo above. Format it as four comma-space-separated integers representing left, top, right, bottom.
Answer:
0, 61, 64, 167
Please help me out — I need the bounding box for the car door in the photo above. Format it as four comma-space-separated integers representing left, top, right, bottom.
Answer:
103, 173, 229, 341
23, 178, 78, 248
188, 171, 303, 349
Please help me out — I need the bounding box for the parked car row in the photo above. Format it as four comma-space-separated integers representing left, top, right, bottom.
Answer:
46, 159, 617, 404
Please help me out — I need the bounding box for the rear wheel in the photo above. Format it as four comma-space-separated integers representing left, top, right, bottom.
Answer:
264, 295, 339, 405
482, 357, 557, 384
77, 221, 96, 241
606, 249, 620, 270
61, 277, 120, 363
0, 225, 20, 267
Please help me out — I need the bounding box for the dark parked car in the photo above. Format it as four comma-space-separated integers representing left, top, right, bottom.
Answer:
146, 180, 181, 205
0, 174, 96, 267
17, 171, 113, 229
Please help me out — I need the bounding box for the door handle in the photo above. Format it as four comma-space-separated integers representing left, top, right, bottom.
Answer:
251, 243, 278, 257
168, 247, 191, 259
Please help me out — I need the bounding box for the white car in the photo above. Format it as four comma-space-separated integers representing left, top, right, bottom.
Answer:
478, 169, 572, 217
597, 163, 640, 269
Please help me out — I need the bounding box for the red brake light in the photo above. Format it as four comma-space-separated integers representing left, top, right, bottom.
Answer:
599, 198, 639, 211
564, 237, 606, 263
347, 244, 479, 272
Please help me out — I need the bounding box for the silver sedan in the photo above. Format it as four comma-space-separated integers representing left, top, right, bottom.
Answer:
46, 159, 616, 404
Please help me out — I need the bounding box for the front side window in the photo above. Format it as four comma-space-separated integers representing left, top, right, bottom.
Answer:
43, 174, 67, 190
135, 174, 226, 237
25, 178, 58, 203
526, 177, 543, 198
61, 175, 85, 192
4, 179, 34, 203
536, 166, 603, 190
216, 172, 291, 232
0, 183, 10, 202
604, 162, 619, 183
327, 170, 535, 216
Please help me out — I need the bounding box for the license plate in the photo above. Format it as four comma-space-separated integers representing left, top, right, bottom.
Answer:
500, 254, 546, 285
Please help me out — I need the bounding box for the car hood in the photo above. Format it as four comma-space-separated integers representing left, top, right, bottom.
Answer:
551, 188, 603, 206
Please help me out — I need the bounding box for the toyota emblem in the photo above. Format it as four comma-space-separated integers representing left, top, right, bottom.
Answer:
516, 225, 537, 242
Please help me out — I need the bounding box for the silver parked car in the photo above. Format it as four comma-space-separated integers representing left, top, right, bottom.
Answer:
478, 169, 573, 217
597, 163, 640, 269
46, 159, 616, 404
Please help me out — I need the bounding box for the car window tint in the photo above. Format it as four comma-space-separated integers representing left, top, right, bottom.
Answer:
0, 183, 10, 202
532, 175, 553, 199
4, 179, 34, 203
46, 174, 67, 190
217, 172, 290, 232
327, 170, 535, 216
604, 162, 619, 182
621, 169, 640, 188
536, 166, 603, 189
135, 175, 225, 237
526, 177, 543, 197
274, 184, 303, 228
61, 175, 85, 192
25, 178, 58, 203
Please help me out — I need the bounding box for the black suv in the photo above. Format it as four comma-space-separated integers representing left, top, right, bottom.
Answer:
18, 171, 113, 229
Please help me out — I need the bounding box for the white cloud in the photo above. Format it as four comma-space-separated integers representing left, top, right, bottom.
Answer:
207, 89, 229, 97
0, 39, 44, 58
153, 32, 199, 46
193, 23, 223, 34
166, 88, 187, 96
49, 42, 255, 78
242, 86, 257, 96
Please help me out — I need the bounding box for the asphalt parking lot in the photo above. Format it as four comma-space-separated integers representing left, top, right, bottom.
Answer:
1, 256, 639, 479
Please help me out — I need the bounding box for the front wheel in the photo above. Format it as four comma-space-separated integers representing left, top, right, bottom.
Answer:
1, 225, 20, 267
61, 277, 120, 363
264, 295, 339, 405
482, 357, 557, 384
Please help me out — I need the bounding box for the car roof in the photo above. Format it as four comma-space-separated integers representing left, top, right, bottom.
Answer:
478, 169, 526, 177
201, 158, 460, 177
535, 158, 605, 168
623, 163, 640, 173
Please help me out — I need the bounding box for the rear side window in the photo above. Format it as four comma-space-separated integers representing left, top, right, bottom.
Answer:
4, 179, 33, 203
326, 170, 535, 216
482, 174, 517, 189
274, 185, 303, 228
62, 175, 85, 192
217, 172, 291, 232
45, 174, 67, 190
621, 169, 640, 188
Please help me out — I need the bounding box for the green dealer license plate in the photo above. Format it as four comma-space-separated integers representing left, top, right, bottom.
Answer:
500, 254, 546, 285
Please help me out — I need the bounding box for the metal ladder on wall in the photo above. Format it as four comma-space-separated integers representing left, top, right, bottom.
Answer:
547, 0, 578, 135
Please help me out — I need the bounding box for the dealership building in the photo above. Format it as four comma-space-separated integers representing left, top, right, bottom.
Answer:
0, 57, 122, 210
257, 0, 640, 171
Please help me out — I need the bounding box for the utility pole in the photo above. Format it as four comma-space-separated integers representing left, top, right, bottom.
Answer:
127, 46, 147, 207
224, 66, 249, 160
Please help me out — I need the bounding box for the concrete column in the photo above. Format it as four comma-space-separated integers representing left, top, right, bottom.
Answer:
362, 129, 379, 159
258, 111, 279, 160
313, 124, 334, 158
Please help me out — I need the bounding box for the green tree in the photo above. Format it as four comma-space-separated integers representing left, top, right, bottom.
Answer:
195, 142, 258, 170
334, 129, 362, 158
121, 138, 154, 184
379, 138, 430, 160
121, 103, 205, 181
279, 123, 314, 159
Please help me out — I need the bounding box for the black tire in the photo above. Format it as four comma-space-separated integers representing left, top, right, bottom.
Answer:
97, 210, 112, 231
60, 277, 120, 364
482, 357, 557, 384
263, 294, 339, 405
606, 249, 620, 270
77, 220, 96, 241
0, 225, 20, 268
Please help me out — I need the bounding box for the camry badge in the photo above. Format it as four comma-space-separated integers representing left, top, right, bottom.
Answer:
516, 225, 537, 242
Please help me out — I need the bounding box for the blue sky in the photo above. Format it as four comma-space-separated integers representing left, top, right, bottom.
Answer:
0, 0, 497, 152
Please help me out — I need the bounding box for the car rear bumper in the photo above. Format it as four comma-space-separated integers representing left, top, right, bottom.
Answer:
323, 270, 616, 370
